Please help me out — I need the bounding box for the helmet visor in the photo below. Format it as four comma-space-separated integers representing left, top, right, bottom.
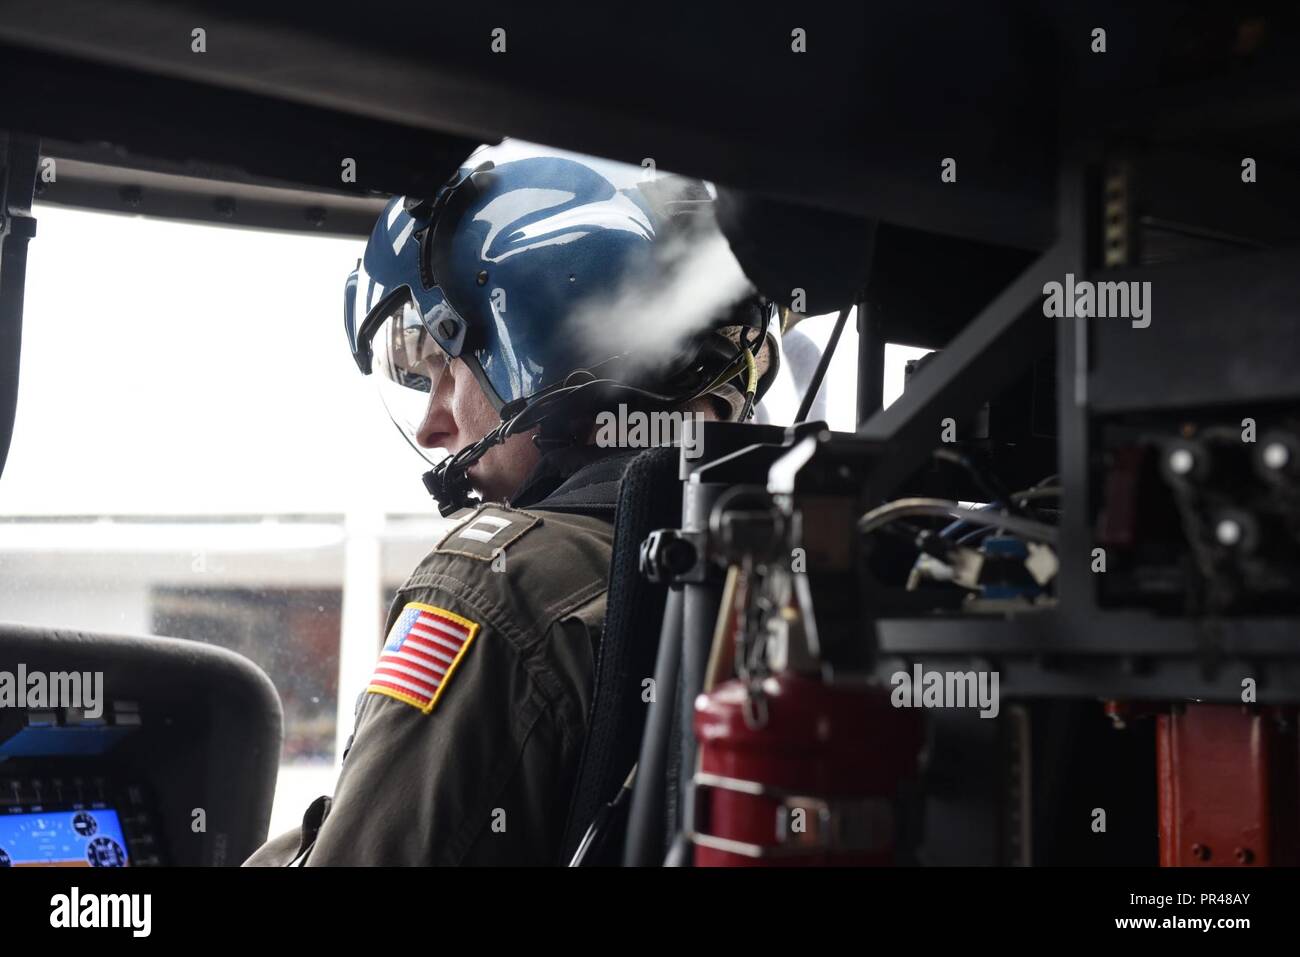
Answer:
367, 294, 455, 467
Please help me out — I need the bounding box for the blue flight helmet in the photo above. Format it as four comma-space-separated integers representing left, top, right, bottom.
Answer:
345, 139, 777, 512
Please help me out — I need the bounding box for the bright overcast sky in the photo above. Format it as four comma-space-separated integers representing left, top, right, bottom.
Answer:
2, 204, 437, 516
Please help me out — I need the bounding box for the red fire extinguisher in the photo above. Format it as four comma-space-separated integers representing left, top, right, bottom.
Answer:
691, 671, 923, 866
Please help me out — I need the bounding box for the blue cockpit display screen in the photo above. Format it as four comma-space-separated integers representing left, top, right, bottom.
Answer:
0, 808, 130, 867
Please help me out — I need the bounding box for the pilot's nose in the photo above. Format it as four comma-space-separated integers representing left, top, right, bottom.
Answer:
415, 371, 456, 451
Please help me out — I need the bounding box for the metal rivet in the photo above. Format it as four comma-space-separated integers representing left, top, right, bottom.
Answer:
1168, 448, 1195, 476
1262, 441, 1290, 471
1215, 519, 1243, 547
476, 270, 489, 286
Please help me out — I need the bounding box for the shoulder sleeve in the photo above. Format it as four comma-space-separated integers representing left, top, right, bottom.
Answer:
304, 504, 612, 866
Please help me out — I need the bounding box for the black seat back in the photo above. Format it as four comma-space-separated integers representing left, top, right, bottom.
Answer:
558, 446, 680, 863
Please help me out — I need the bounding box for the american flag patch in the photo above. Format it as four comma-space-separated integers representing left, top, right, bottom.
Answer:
367, 602, 480, 714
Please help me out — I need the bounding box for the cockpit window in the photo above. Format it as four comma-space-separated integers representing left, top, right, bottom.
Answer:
0, 205, 454, 834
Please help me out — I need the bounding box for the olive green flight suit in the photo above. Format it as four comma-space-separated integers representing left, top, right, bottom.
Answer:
245, 449, 636, 866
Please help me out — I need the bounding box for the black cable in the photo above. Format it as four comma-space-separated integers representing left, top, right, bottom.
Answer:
858, 497, 1060, 544
931, 448, 1016, 510
428, 315, 774, 510
1008, 486, 1061, 504
738, 305, 770, 422
794, 302, 853, 424
424, 364, 746, 512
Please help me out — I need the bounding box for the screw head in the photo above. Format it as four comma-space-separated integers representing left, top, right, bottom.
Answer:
1235, 846, 1255, 864
476, 270, 489, 286
1215, 518, 1243, 546
1168, 448, 1195, 476
1262, 441, 1290, 471
1191, 843, 1211, 861
437, 318, 458, 340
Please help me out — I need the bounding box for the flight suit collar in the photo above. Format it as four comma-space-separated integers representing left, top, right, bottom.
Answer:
509, 445, 642, 517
